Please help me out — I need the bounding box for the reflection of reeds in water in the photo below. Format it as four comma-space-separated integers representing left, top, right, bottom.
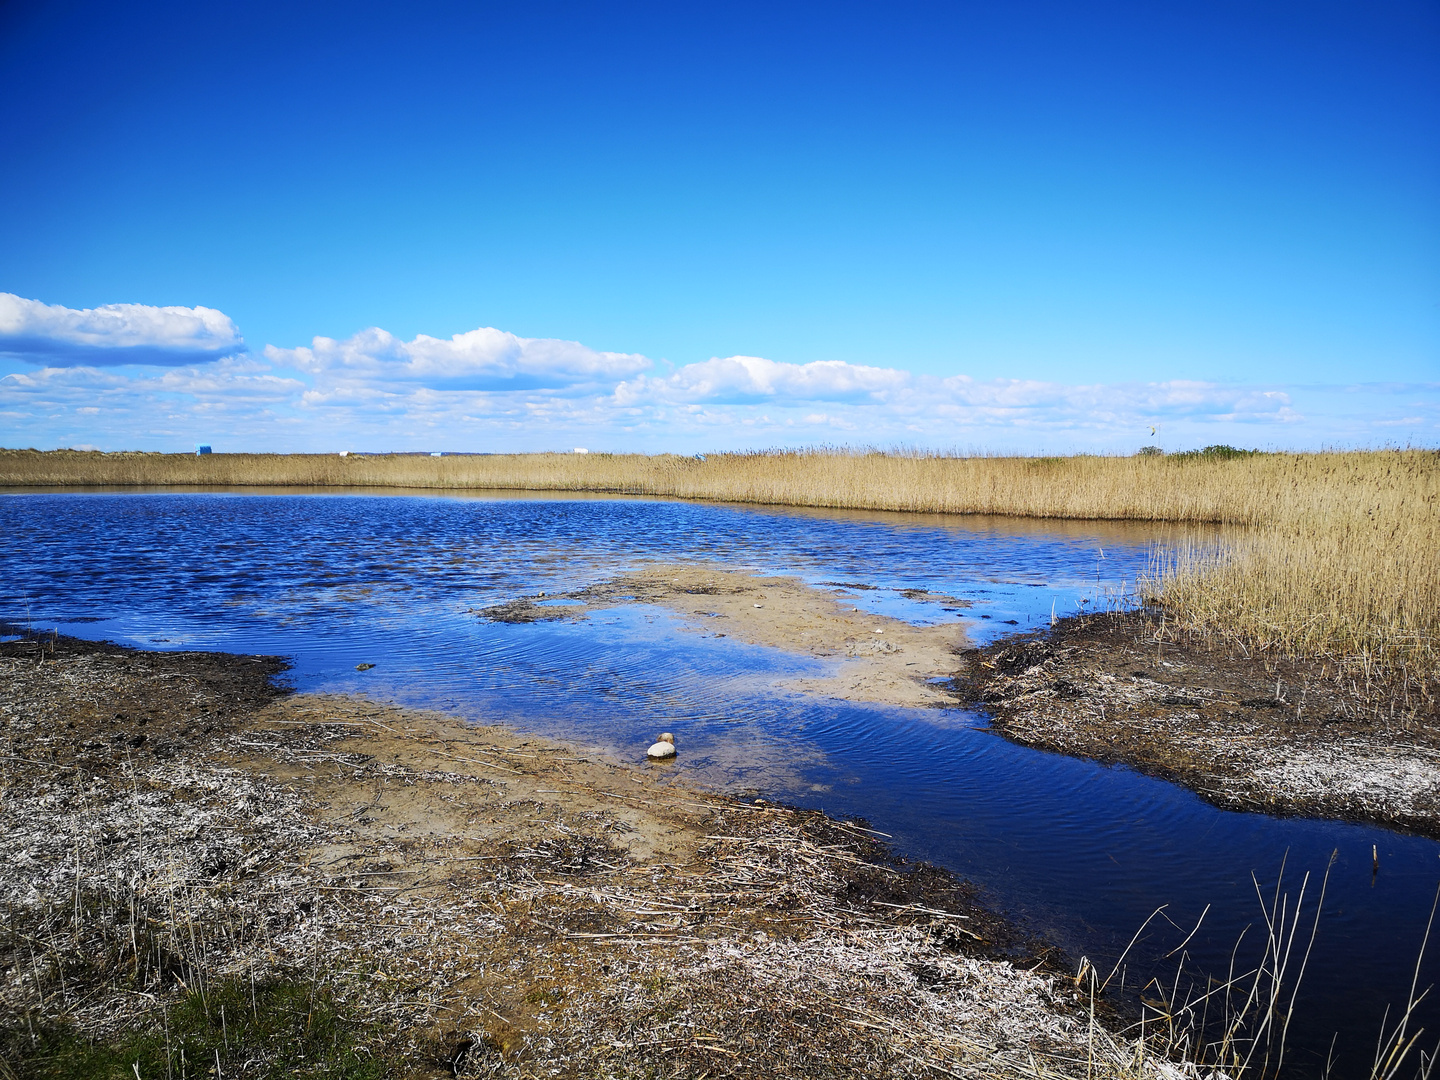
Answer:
4, 445, 1436, 698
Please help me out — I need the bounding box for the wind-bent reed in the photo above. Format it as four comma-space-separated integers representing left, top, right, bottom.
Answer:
3, 446, 1436, 699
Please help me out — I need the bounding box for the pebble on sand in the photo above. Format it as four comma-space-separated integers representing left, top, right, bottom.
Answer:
647, 733, 676, 759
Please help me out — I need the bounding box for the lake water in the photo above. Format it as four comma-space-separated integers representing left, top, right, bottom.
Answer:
3, 488, 1436, 1075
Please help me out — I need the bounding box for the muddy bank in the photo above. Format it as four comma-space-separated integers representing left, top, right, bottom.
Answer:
478, 563, 970, 710
954, 610, 1440, 838
0, 634, 1161, 1079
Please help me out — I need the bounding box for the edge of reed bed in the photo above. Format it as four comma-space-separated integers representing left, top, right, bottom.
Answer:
956, 608, 1440, 840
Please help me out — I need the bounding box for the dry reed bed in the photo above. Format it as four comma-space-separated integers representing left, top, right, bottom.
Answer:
1, 447, 1430, 523
4, 446, 1435, 703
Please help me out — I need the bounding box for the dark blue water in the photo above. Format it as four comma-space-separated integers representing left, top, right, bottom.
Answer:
3, 489, 1436, 1075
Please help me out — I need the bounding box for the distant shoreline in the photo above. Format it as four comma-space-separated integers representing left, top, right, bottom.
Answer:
0, 445, 1424, 521
5, 445, 1435, 715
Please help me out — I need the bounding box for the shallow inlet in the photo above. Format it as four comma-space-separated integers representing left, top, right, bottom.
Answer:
3, 488, 1436, 1076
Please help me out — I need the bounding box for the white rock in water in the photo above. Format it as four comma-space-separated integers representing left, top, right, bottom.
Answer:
647, 733, 676, 759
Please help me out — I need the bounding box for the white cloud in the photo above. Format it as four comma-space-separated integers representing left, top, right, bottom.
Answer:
0, 293, 244, 366
915, 376, 1300, 426
0, 360, 307, 447
617, 355, 910, 405
1, 307, 1432, 452
614, 359, 1300, 431
265, 325, 650, 392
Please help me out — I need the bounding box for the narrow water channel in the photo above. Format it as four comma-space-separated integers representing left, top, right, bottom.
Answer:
3, 489, 1435, 1075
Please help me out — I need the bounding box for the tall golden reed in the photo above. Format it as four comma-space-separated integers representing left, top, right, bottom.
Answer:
3, 447, 1435, 697
1139, 451, 1438, 705
1150, 533, 1436, 701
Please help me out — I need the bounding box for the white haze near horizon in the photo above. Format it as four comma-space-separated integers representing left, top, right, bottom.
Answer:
0, 293, 1433, 454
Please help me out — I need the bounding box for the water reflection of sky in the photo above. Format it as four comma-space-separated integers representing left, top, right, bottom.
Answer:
1, 489, 1434, 1077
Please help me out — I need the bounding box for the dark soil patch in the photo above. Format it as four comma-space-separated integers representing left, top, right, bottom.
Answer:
0, 633, 290, 773
951, 609, 1440, 837
473, 597, 576, 623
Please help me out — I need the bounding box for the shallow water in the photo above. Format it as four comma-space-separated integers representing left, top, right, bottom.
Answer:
3, 489, 1436, 1075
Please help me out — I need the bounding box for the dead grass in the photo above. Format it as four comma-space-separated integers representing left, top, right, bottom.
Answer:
4, 446, 1435, 714
1, 635, 1165, 1079
959, 610, 1440, 834
0, 446, 1427, 523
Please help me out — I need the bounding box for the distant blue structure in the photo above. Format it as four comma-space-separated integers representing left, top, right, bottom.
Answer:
196, 445, 212, 455
694, 453, 706, 462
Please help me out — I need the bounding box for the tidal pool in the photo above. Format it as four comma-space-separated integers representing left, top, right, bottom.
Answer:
2, 488, 1435, 1075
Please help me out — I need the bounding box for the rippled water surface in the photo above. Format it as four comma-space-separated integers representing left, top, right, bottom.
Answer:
4, 489, 1437, 1075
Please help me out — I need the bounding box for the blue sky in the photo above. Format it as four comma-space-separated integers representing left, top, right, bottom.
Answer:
1, 0, 1436, 453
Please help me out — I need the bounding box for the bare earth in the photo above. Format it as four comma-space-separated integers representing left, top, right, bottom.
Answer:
954, 610, 1440, 839
0, 634, 1161, 1079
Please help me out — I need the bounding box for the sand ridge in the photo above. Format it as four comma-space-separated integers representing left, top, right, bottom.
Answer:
503, 563, 973, 710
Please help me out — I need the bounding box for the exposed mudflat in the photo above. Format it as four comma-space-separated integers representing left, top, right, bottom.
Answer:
955, 610, 1440, 838
480, 563, 970, 710
0, 634, 1161, 1078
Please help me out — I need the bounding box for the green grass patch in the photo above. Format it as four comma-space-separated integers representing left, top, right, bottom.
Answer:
1, 978, 393, 1080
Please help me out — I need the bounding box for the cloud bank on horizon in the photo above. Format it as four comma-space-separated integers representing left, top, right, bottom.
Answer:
1, 293, 1433, 454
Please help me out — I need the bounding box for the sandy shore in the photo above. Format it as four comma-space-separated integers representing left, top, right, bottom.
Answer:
955, 610, 1440, 838
445, 561, 1440, 840
0, 634, 1163, 1078
12, 571, 1423, 1074
481, 562, 971, 710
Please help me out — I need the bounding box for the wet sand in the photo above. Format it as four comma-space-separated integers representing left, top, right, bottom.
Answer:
12, 572, 1428, 1074
483, 562, 970, 710
0, 634, 1154, 1078
484, 565, 1440, 838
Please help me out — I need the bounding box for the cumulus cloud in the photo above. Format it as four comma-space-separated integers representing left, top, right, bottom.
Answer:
0, 293, 244, 366
613, 357, 1299, 431
618, 355, 910, 405
2, 308, 1428, 451
265, 326, 650, 392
